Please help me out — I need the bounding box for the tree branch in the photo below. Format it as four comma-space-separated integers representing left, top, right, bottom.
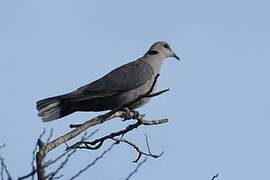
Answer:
124, 158, 147, 180
67, 116, 168, 150
112, 135, 163, 163
0, 144, 13, 180
211, 173, 219, 180
18, 130, 98, 180
69, 143, 116, 180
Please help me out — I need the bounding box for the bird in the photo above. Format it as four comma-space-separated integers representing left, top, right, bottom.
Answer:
36, 41, 180, 122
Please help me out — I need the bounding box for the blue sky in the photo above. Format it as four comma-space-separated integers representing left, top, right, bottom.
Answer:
0, 0, 270, 179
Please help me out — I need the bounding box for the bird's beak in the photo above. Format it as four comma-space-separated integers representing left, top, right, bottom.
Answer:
171, 53, 180, 61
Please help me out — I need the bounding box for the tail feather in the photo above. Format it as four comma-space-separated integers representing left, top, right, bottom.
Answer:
36, 94, 75, 122
37, 95, 65, 111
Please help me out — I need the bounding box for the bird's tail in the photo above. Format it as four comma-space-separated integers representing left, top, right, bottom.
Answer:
36, 94, 75, 122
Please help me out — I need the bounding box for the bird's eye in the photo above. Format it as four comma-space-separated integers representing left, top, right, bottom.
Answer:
163, 44, 170, 50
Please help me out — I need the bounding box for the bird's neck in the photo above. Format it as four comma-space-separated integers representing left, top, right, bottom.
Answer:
142, 55, 166, 75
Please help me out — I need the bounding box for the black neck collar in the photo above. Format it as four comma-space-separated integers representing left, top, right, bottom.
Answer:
145, 50, 159, 56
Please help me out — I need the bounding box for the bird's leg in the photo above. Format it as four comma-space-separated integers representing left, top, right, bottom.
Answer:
130, 109, 140, 119
121, 107, 140, 121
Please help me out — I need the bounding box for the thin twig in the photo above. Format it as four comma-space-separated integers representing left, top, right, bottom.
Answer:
112, 137, 163, 163
47, 150, 76, 180
18, 170, 36, 180
46, 130, 98, 180
0, 145, 4, 180
46, 129, 98, 167
144, 134, 164, 158
0, 154, 13, 180
69, 143, 116, 180
1, 162, 3, 180
18, 129, 46, 180
124, 158, 147, 180
0, 144, 12, 180
211, 173, 219, 180
46, 129, 54, 143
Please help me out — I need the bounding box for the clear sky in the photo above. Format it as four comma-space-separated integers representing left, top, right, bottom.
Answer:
0, 0, 269, 179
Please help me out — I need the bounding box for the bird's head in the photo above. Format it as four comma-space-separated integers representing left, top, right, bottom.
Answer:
145, 41, 180, 60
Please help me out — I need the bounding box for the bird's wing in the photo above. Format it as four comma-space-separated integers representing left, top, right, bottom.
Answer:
73, 60, 154, 99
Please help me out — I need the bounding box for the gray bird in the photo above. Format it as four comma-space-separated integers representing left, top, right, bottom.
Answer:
37, 41, 180, 122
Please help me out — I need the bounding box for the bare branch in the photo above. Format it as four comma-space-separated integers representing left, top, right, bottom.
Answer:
49, 175, 63, 180
0, 148, 13, 180
69, 143, 116, 180
0, 144, 6, 180
144, 134, 164, 159
18, 129, 47, 180
32, 129, 46, 179
19, 130, 98, 180
124, 158, 147, 180
46, 130, 98, 166
45, 130, 98, 180
112, 136, 163, 163
46, 129, 54, 143
36, 111, 126, 179
211, 173, 219, 180
67, 117, 168, 150
18, 170, 36, 180
47, 150, 76, 180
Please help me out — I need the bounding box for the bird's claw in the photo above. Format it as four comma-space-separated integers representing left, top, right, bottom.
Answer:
121, 108, 140, 121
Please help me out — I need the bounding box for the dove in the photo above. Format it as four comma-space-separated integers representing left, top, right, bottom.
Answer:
37, 41, 179, 122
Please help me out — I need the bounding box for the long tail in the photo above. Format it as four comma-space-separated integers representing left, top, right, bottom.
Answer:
36, 94, 75, 122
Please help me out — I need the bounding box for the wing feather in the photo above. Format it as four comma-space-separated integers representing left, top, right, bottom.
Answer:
73, 60, 154, 99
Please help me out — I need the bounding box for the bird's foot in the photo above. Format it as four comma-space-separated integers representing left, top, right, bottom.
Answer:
121, 108, 140, 121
